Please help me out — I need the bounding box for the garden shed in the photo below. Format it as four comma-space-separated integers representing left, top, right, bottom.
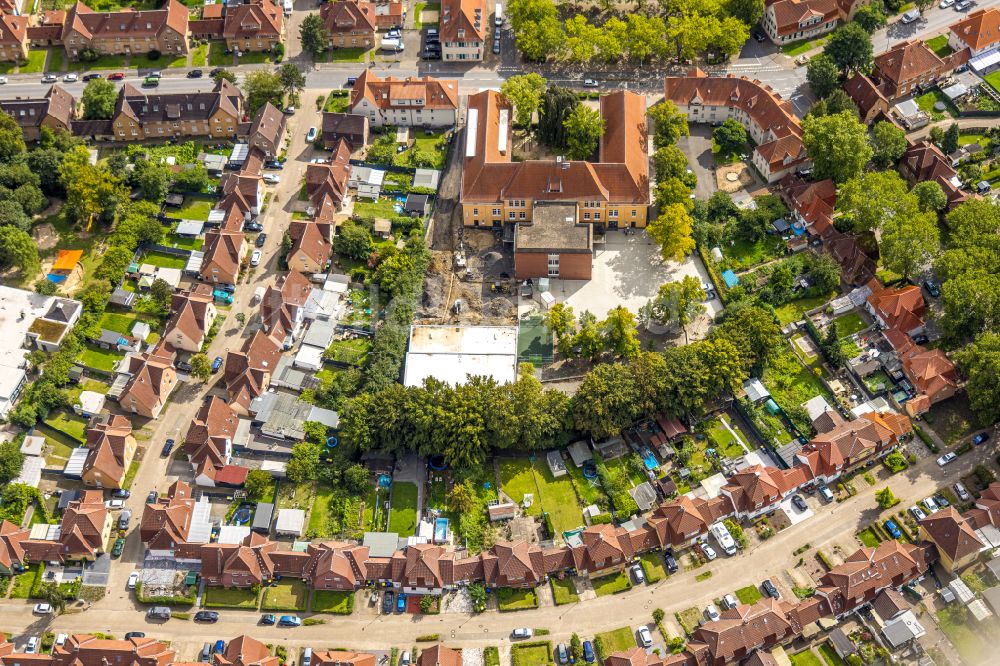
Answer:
251, 502, 274, 533
546, 450, 567, 478
743, 378, 770, 403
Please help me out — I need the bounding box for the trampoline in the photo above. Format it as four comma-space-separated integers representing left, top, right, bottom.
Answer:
326, 436, 339, 450
428, 455, 447, 471
582, 461, 598, 480
231, 506, 252, 525
378, 474, 392, 488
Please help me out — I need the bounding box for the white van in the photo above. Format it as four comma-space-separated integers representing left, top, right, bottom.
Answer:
380, 37, 404, 52
283, 0, 292, 15
710, 522, 738, 556
495, 2, 503, 26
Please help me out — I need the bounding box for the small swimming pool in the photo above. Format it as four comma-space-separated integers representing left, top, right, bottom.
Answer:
434, 517, 449, 543
378, 474, 392, 488
641, 447, 658, 470
582, 461, 598, 480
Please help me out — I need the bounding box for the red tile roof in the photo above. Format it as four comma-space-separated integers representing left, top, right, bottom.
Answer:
950, 8, 1000, 51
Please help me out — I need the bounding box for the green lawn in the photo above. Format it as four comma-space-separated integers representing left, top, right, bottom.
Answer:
591, 571, 632, 597
595, 626, 637, 653
45, 49, 65, 73
705, 416, 748, 459
550, 577, 579, 606
789, 651, 824, 666
311, 590, 354, 614
308, 484, 335, 536
721, 236, 785, 271
773, 293, 834, 326
325, 92, 351, 113
413, 2, 440, 29
10, 565, 40, 599
510, 643, 552, 666
639, 552, 666, 583
77, 344, 124, 373
499, 457, 585, 537
165, 234, 204, 251
734, 585, 762, 605
191, 43, 208, 67
387, 481, 418, 536
763, 348, 830, 419
140, 250, 189, 269
781, 36, 827, 56
925, 35, 954, 58
393, 130, 448, 169
203, 586, 259, 609
915, 89, 958, 121
924, 397, 979, 445
22, 50, 48, 74
497, 587, 539, 612
42, 428, 78, 466
260, 580, 309, 611
817, 643, 845, 666
208, 42, 232, 67
325, 337, 370, 366
329, 47, 368, 63
832, 312, 868, 337
565, 457, 605, 506
69, 54, 126, 71
131, 53, 185, 70
857, 527, 881, 547
675, 607, 702, 636
43, 410, 89, 442
353, 197, 401, 219
99, 311, 159, 336
173, 196, 215, 221
958, 133, 991, 150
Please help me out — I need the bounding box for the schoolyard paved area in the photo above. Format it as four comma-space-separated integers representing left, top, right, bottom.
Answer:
547, 233, 723, 321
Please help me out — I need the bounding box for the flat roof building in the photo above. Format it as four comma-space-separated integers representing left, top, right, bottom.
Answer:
403, 325, 519, 387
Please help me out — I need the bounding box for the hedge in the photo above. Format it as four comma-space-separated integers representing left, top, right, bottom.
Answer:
816, 550, 834, 571
415, 635, 440, 642
28, 562, 46, 598
913, 425, 939, 453
511, 642, 553, 666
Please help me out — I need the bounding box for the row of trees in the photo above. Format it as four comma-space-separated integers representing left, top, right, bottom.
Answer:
509, 0, 756, 63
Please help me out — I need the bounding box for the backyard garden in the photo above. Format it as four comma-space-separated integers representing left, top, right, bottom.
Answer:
499, 456, 586, 538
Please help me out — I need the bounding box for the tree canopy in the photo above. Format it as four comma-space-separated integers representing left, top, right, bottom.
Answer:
82, 79, 117, 120
802, 111, 872, 184
500, 73, 547, 127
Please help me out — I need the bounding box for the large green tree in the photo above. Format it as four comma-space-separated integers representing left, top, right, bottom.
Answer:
879, 210, 940, 281
648, 100, 689, 149
563, 104, 605, 160
0, 112, 25, 163
713, 119, 747, 156
913, 181, 948, 213
802, 111, 872, 184
543, 302, 577, 357
823, 23, 873, 74
299, 13, 330, 57
243, 70, 286, 113
870, 120, 907, 167
652, 146, 695, 188
0, 225, 40, 277
806, 54, 841, 99
509, 0, 564, 61
957, 332, 1000, 424
837, 171, 915, 233
500, 73, 547, 128
537, 86, 578, 150
726, 0, 764, 25
82, 78, 117, 120
600, 306, 640, 359
639, 276, 705, 342
334, 220, 374, 260
647, 203, 696, 261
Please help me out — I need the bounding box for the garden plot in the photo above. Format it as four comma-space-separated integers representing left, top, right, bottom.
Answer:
499, 457, 586, 538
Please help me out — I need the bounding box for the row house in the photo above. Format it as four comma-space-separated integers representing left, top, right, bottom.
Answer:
184, 397, 239, 486
816, 540, 933, 616
350, 71, 459, 128
761, 0, 839, 47
646, 494, 734, 550
664, 71, 809, 183
796, 411, 912, 484
322, 112, 369, 150
918, 507, 985, 573
222, 0, 284, 53
0, 85, 74, 142
0, 13, 27, 62
949, 7, 1000, 57
115, 342, 178, 419
260, 270, 312, 344
244, 102, 286, 159
214, 635, 280, 666
165, 284, 217, 353
320, 0, 377, 50
0, 634, 177, 666
462, 88, 650, 262
60, 0, 189, 60
898, 140, 969, 211
287, 218, 333, 275
0, 521, 28, 575
80, 414, 136, 489
692, 598, 806, 666
21, 490, 111, 563
223, 328, 284, 416
440, 0, 486, 61
720, 464, 812, 520
843, 74, 891, 125
871, 40, 969, 101
201, 207, 248, 286
305, 139, 352, 211
140, 480, 201, 557
965, 481, 1000, 543
107, 79, 245, 142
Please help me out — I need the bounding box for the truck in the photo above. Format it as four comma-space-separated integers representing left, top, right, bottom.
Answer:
710, 522, 738, 556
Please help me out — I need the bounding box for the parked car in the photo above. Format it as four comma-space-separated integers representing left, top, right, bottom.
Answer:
278, 615, 301, 627
922, 279, 941, 297
794, 54, 809, 66
701, 544, 717, 561
147, 71, 161, 79
123, 632, 144, 641
582, 642, 595, 663
493, 40, 500, 54
194, 611, 220, 623
721, 593, 738, 610
900, 8, 920, 23
909, 505, 928, 521
260, 614, 276, 625
264, 160, 284, 170
147, 491, 158, 503
127, 572, 139, 589
111, 538, 125, 557
283, 106, 296, 115
705, 604, 721, 622
117, 509, 132, 531
263, 173, 280, 185
187, 69, 203, 78
955, 0, 973, 10
664, 551, 679, 574
111, 489, 131, 499
200, 643, 212, 661
142, 76, 159, 88
161, 438, 175, 457
752, 31, 766, 42
972, 432, 990, 446
209, 68, 225, 78
937, 452, 958, 466
954, 482, 971, 502
25, 637, 38, 654
33, 603, 53, 615
306, 127, 317, 142
382, 590, 394, 614
396, 592, 406, 613
884, 519, 902, 539
105, 499, 125, 509
511, 628, 533, 639
55, 634, 69, 647
556, 645, 569, 665
631, 563, 645, 584
147, 607, 171, 620
922, 497, 940, 514
791, 494, 808, 512
250, 250, 262, 266
762, 579, 779, 599
243, 221, 263, 232
63, 73, 78, 82
214, 641, 225, 654
818, 485, 834, 502
41, 74, 58, 83
583, 79, 599, 88
256, 233, 268, 248
940, 0, 955, 6
82, 73, 102, 81
301, 648, 313, 666
399, 653, 410, 666
108, 72, 125, 80
637, 626, 653, 648
212, 357, 224, 373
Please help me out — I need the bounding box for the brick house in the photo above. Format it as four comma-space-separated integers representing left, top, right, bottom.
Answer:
320, 0, 377, 50
350, 71, 459, 128
165, 284, 217, 353
109, 79, 244, 142
0, 85, 75, 142
60, 0, 189, 60
440, 0, 486, 61
222, 0, 283, 53
81, 414, 137, 489
0, 14, 28, 62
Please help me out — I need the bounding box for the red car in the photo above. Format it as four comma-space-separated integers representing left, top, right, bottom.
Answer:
108, 72, 125, 80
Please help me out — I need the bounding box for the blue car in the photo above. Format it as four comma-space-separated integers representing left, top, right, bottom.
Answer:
161, 438, 175, 457
582, 642, 595, 664
396, 593, 406, 613
884, 519, 902, 539
278, 615, 301, 627
214, 641, 225, 654
211, 356, 224, 373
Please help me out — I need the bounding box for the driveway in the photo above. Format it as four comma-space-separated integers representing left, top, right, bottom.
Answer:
780, 495, 815, 526
677, 125, 716, 200
81, 555, 110, 587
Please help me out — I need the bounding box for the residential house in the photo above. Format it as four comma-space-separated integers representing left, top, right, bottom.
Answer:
883, 329, 961, 416
866, 280, 926, 337
0, 14, 28, 62
108, 79, 244, 141
59, 0, 188, 60
244, 102, 286, 158
350, 71, 459, 127
948, 8, 1000, 57
462, 89, 650, 247
416, 647, 460, 666
219, 171, 264, 214
761, 0, 840, 46
692, 598, 804, 666
165, 284, 217, 353
260, 270, 312, 342
843, 74, 891, 124
965, 482, 1000, 536
140, 480, 199, 556
214, 635, 281, 666
322, 112, 369, 150
184, 397, 238, 486
320, 0, 377, 50
80, 414, 137, 489
305, 139, 352, 209
54, 635, 176, 666
872, 40, 969, 100
898, 140, 968, 210
22, 490, 110, 562
440, 0, 486, 61
116, 343, 178, 419
0, 85, 75, 142
776, 174, 836, 236
287, 219, 333, 275
223, 329, 283, 415
314, 653, 376, 666
222, 0, 283, 53
200, 532, 280, 587
646, 495, 727, 549
720, 465, 812, 520
0, 521, 28, 574
824, 231, 877, 287
796, 412, 912, 483
301, 541, 371, 590
919, 507, 984, 572
201, 224, 247, 286
664, 71, 809, 183
816, 540, 933, 616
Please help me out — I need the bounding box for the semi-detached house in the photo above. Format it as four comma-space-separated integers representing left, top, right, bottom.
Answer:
320, 0, 377, 50
0, 85, 74, 142
440, 0, 487, 61
761, 0, 839, 46
60, 0, 189, 60
349, 71, 459, 128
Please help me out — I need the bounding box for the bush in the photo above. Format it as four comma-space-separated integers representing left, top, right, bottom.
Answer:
146, 49, 161, 60
913, 425, 938, 453
416, 635, 440, 642
303, 618, 326, 626
816, 550, 834, 571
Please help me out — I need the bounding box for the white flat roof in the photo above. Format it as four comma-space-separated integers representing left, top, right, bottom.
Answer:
275, 508, 305, 535
0, 285, 71, 375
15, 456, 43, 488
403, 352, 518, 387
404, 325, 519, 388
408, 325, 517, 355
218, 525, 251, 544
